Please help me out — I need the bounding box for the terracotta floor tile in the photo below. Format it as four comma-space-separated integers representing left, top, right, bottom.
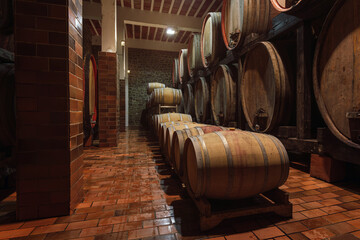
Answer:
159, 225, 177, 235
31, 223, 68, 235
225, 232, 257, 240
301, 196, 322, 202
325, 222, 357, 235
348, 219, 360, 228
253, 226, 285, 239
75, 206, 104, 214
44, 229, 81, 240
86, 211, 115, 220
55, 214, 87, 223
71, 237, 95, 240
288, 232, 310, 240
344, 209, 360, 219
76, 203, 92, 209
278, 222, 308, 234
21, 218, 57, 229
128, 227, 159, 240
301, 209, 327, 218
0, 222, 24, 231
318, 193, 339, 199
352, 231, 360, 238
290, 198, 305, 205
300, 217, 330, 229
143, 218, 171, 228
127, 212, 155, 222
112, 221, 142, 232
320, 206, 347, 214
155, 211, 174, 219
66, 219, 99, 231
0, 227, 34, 239
274, 236, 291, 240
319, 198, 342, 206
300, 202, 324, 210
338, 196, 358, 203
79, 225, 113, 237
340, 202, 360, 211
323, 213, 352, 224
302, 227, 335, 240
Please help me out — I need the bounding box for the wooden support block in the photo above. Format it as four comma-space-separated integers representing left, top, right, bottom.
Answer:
310, 154, 346, 183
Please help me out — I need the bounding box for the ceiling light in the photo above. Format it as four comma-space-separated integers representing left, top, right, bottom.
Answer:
166, 28, 176, 35
127, 70, 131, 74
121, 40, 125, 46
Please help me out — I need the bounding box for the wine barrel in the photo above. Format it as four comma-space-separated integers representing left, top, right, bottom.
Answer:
178, 49, 189, 84
0, 62, 15, 147
165, 123, 206, 161
83, 54, 98, 145
221, 0, 272, 50
159, 121, 193, 149
147, 82, 165, 95
201, 12, 226, 68
183, 84, 195, 116
153, 113, 193, 135
211, 64, 237, 126
172, 126, 227, 176
187, 33, 203, 77
270, 0, 336, 19
172, 58, 179, 88
313, 0, 360, 149
194, 77, 210, 123
184, 130, 289, 199
241, 41, 292, 133
151, 88, 182, 107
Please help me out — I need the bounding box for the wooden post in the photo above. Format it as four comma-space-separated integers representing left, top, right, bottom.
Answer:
296, 22, 312, 139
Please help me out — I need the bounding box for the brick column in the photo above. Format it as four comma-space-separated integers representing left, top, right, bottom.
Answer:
15, 0, 84, 220
119, 78, 126, 132
98, 52, 119, 147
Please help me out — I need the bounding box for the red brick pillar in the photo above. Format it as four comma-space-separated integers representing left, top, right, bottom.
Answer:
15, 0, 84, 220
98, 52, 119, 147
119, 79, 126, 132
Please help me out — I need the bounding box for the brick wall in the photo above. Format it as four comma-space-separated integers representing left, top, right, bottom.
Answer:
98, 52, 119, 147
128, 48, 178, 126
15, 0, 83, 220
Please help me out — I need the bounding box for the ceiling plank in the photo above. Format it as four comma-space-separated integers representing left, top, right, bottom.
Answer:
201, 0, 216, 18
168, 0, 175, 14
151, 0, 154, 11
90, 19, 100, 36
194, 0, 206, 16
141, 0, 144, 9
131, 0, 134, 8
215, 2, 221, 12
123, 19, 200, 33
177, 0, 185, 15
185, 0, 196, 16
121, 0, 124, 7
159, 0, 164, 12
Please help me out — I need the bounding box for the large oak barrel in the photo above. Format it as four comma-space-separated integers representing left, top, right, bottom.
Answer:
83, 54, 98, 146
147, 82, 165, 95
270, 0, 336, 19
0, 62, 15, 147
172, 126, 227, 176
151, 88, 182, 107
194, 77, 210, 123
241, 41, 292, 132
163, 123, 204, 158
184, 131, 289, 199
183, 84, 195, 116
172, 58, 179, 88
211, 64, 237, 126
153, 113, 193, 135
178, 49, 189, 84
159, 121, 193, 149
187, 33, 203, 77
201, 12, 226, 68
313, 0, 360, 150
221, 0, 272, 50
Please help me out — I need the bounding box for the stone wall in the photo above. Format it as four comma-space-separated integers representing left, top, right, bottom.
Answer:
128, 48, 178, 126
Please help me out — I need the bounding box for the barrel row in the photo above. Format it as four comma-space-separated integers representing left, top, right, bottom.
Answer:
150, 113, 290, 200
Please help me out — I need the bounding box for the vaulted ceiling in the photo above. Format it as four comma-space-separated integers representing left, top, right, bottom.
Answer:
83, 0, 222, 49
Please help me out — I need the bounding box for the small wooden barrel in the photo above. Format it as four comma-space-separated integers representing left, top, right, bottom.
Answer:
221, 0, 272, 50
187, 33, 203, 77
211, 64, 237, 126
163, 123, 204, 157
178, 49, 189, 84
172, 58, 179, 88
313, 0, 360, 149
184, 130, 289, 199
147, 82, 165, 95
270, 0, 336, 18
194, 77, 210, 123
241, 41, 292, 133
0, 62, 15, 147
183, 84, 195, 116
172, 126, 227, 177
201, 12, 226, 68
153, 113, 193, 135
151, 88, 182, 107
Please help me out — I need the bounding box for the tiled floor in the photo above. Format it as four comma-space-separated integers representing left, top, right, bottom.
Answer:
0, 128, 360, 239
